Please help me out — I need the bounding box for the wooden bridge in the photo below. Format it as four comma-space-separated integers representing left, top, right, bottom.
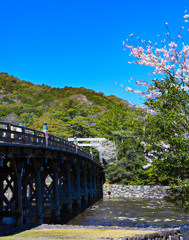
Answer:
0, 121, 104, 225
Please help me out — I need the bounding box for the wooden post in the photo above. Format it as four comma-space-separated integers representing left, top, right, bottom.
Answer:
22, 170, 29, 221
76, 164, 81, 207
89, 166, 93, 200
53, 162, 60, 220
10, 158, 24, 225
32, 159, 43, 224
93, 167, 96, 196
41, 171, 46, 209
83, 166, 88, 203
35, 166, 43, 224
67, 164, 72, 213
0, 176, 3, 223
15, 169, 23, 225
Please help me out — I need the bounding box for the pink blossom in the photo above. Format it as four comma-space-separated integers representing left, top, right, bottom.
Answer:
122, 12, 189, 105
182, 86, 189, 91
184, 14, 189, 18
133, 90, 144, 95
125, 87, 132, 92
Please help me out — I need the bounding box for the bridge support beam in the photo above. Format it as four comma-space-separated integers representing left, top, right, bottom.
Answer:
76, 164, 81, 208
33, 159, 43, 224
53, 161, 60, 221
13, 160, 23, 225
89, 165, 93, 200
83, 166, 88, 203
67, 163, 72, 213
93, 167, 97, 195
0, 174, 3, 224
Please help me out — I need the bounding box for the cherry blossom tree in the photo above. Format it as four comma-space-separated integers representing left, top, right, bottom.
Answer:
122, 10, 189, 210
92, 139, 117, 164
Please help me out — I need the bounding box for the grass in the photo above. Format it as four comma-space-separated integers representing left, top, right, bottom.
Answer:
0, 228, 156, 240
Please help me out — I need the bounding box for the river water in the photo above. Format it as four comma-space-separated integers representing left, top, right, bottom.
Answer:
64, 198, 189, 239
2, 197, 189, 238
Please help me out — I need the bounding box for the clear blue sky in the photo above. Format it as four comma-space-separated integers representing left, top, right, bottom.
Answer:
0, 0, 188, 105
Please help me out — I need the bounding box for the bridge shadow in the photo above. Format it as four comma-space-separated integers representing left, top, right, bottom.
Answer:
0, 222, 40, 237
45, 195, 103, 224
0, 196, 103, 237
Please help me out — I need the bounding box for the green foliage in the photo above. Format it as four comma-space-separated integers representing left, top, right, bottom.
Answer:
1, 96, 15, 104
96, 103, 140, 138
106, 138, 149, 185
65, 117, 96, 138
169, 181, 189, 212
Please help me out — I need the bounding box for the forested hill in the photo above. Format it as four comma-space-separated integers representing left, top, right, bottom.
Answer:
0, 72, 142, 139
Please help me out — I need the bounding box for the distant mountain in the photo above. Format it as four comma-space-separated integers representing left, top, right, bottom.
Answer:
0, 72, 136, 138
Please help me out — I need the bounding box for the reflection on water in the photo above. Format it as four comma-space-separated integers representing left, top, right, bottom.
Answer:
66, 198, 189, 239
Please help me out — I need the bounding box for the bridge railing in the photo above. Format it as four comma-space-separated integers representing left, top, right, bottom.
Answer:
0, 121, 100, 164
0, 122, 46, 145
48, 134, 94, 160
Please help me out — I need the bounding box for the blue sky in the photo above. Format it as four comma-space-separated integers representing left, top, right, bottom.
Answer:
0, 0, 188, 105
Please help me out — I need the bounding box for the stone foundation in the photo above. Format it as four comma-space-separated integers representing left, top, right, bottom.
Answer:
103, 185, 170, 199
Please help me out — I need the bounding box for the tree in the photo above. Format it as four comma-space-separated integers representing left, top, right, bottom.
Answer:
65, 117, 96, 138
106, 137, 148, 184
96, 103, 143, 138
123, 11, 189, 210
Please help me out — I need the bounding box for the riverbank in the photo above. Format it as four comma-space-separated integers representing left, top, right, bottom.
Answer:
0, 224, 182, 240
103, 184, 170, 199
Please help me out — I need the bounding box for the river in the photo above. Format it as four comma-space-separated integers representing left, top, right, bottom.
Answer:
63, 198, 189, 239
2, 197, 189, 239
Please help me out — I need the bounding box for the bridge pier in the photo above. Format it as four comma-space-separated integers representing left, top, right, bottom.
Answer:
52, 160, 60, 221
10, 159, 24, 225
0, 179, 3, 224
67, 163, 72, 213
76, 164, 81, 208
67, 202, 72, 213
93, 167, 97, 196
89, 165, 94, 200
34, 160, 43, 224
83, 165, 88, 203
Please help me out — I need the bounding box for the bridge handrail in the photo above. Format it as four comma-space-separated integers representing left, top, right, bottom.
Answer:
0, 121, 100, 164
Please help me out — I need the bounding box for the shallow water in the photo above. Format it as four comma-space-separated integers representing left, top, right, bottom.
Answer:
66, 198, 189, 239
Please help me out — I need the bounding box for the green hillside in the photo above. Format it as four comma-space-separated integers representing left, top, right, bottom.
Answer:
0, 72, 137, 138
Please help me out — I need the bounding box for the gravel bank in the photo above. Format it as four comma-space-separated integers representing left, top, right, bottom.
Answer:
0, 223, 182, 239
32, 223, 178, 232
